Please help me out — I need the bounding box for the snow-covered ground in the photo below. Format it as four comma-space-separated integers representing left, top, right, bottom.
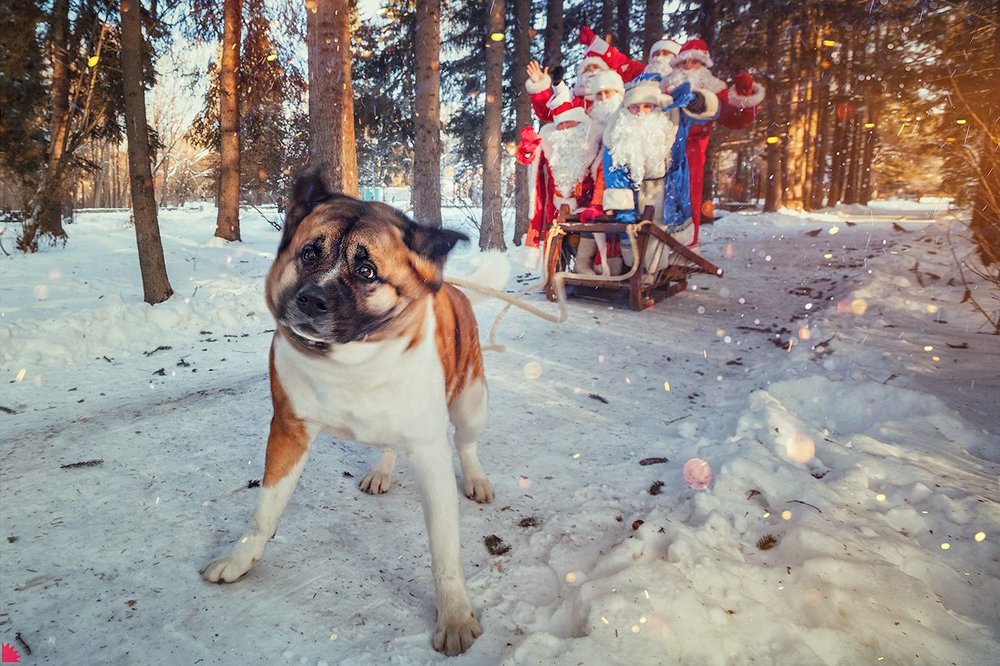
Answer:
1, 202, 997, 665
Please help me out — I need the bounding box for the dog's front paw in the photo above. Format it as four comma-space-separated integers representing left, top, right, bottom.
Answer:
464, 477, 495, 504
433, 611, 482, 656
202, 549, 258, 583
359, 470, 393, 495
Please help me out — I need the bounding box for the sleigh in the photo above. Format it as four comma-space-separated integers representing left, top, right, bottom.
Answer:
543, 204, 723, 310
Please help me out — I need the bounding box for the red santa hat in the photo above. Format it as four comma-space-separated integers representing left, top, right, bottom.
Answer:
649, 38, 681, 58
579, 34, 617, 71
671, 38, 714, 69
548, 83, 589, 124
577, 53, 610, 77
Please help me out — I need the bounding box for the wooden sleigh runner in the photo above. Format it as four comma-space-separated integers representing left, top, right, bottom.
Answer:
543, 204, 724, 310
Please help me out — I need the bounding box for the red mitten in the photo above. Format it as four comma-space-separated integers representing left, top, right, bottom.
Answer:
580, 26, 596, 46
578, 207, 600, 224
519, 125, 542, 152
734, 73, 754, 96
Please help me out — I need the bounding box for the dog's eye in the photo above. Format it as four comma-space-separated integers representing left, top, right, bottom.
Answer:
301, 245, 320, 263
356, 261, 377, 282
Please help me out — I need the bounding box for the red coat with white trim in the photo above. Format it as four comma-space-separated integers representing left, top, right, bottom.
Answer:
686, 76, 765, 244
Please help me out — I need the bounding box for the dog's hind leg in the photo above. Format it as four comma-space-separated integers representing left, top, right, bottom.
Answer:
203, 377, 316, 583
359, 449, 397, 495
449, 378, 494, 503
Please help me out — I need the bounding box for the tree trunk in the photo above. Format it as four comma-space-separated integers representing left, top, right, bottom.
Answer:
799, 23, 818, 209
827, 114, 846, 205
544, 0, 563, 70
120, 0, 173, 304
696, 0, 717, 50
413, 0, 442, 228
512, 0, 532, 245
480, 0, 506, 251
970, 121, 1000, 263
842, 117, 861, 204
809, 73, 831, 209
969, 23, 1000, 263
827, 37, 853, 206
784, 23, 808, 208
615, 0, 631, 57
307, 0, 359, 195
601, 0, 614, 38
215, 0, 242, 241
18, 0, 71, 251
858, 117, 877, 205
642, 0, 663, 60
762, 12, 782, 212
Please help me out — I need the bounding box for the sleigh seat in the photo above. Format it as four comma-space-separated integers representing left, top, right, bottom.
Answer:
542, 204, 723, 310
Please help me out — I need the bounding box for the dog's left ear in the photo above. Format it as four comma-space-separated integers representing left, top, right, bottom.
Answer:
280, 168, 348, 253
405, 223, 469, 265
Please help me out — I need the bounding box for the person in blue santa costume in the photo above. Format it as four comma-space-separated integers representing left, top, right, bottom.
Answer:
663, 38, 765, 245
599, 73, 719, 269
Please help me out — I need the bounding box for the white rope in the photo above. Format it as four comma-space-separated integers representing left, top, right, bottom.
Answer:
444, 270, 568, 353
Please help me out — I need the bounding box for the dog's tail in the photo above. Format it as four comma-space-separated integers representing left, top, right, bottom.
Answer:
447, 251, 510, 305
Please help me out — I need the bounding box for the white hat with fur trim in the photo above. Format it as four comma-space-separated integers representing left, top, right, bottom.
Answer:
649, 38, 681, 58
586, 70, 625, 97
622, 74, 665, 108
671, 38, 714, 68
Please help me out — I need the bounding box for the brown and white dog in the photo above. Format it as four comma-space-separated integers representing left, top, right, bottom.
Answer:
202, 172, 501, 656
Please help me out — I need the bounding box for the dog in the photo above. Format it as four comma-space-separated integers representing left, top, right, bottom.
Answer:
202, 172, 501, 656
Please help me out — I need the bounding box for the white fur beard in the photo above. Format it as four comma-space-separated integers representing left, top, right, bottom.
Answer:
664, 66, 727, 94
645, 57, 673, 79
588, 95, 623, 125
604, 111, 676, 183
540, 124, 600, 197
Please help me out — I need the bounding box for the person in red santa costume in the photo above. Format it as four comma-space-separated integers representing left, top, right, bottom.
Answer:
516, 84, 607, 272
524, 28, 680, 122
662, 38, 765, 245
578, 27, 682, 84
524, 44, 611, 123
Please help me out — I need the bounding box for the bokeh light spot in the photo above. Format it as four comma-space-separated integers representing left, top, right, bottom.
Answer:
683, 458, 713, 490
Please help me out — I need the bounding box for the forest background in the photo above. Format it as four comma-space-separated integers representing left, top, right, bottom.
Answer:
1, 0, 997, 270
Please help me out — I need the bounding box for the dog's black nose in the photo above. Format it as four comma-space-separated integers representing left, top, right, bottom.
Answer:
295, 285, 329, 317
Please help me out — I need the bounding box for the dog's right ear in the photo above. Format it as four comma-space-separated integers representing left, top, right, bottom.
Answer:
279, 168, 340, 254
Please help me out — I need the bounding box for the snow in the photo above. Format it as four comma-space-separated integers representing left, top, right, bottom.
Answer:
1, 202, 998, 665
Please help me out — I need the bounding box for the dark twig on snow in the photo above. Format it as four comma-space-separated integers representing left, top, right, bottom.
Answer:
143, 345, 173, 357
588, 393, 608, 404
15, 632, 31, 655
786, 499, 822, 513
60, 459, 104, 469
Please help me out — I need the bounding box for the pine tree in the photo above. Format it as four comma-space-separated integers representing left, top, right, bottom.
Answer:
353, 1, 415, 189
216, 0, 242, 241
16, 0, 131, 251
481, 0, 506, 251
307, 0, 358, 195
413, 0, 442, 228
120, 0, 172, 304
188, 0, 308, 208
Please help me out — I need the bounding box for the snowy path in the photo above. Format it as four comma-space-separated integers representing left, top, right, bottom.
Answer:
1, 205, 997, 664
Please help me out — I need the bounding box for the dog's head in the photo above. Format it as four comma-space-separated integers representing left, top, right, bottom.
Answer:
266, 171, 468, 353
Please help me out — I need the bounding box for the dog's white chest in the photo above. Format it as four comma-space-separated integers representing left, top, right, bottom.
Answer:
272, 331, 448, 448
